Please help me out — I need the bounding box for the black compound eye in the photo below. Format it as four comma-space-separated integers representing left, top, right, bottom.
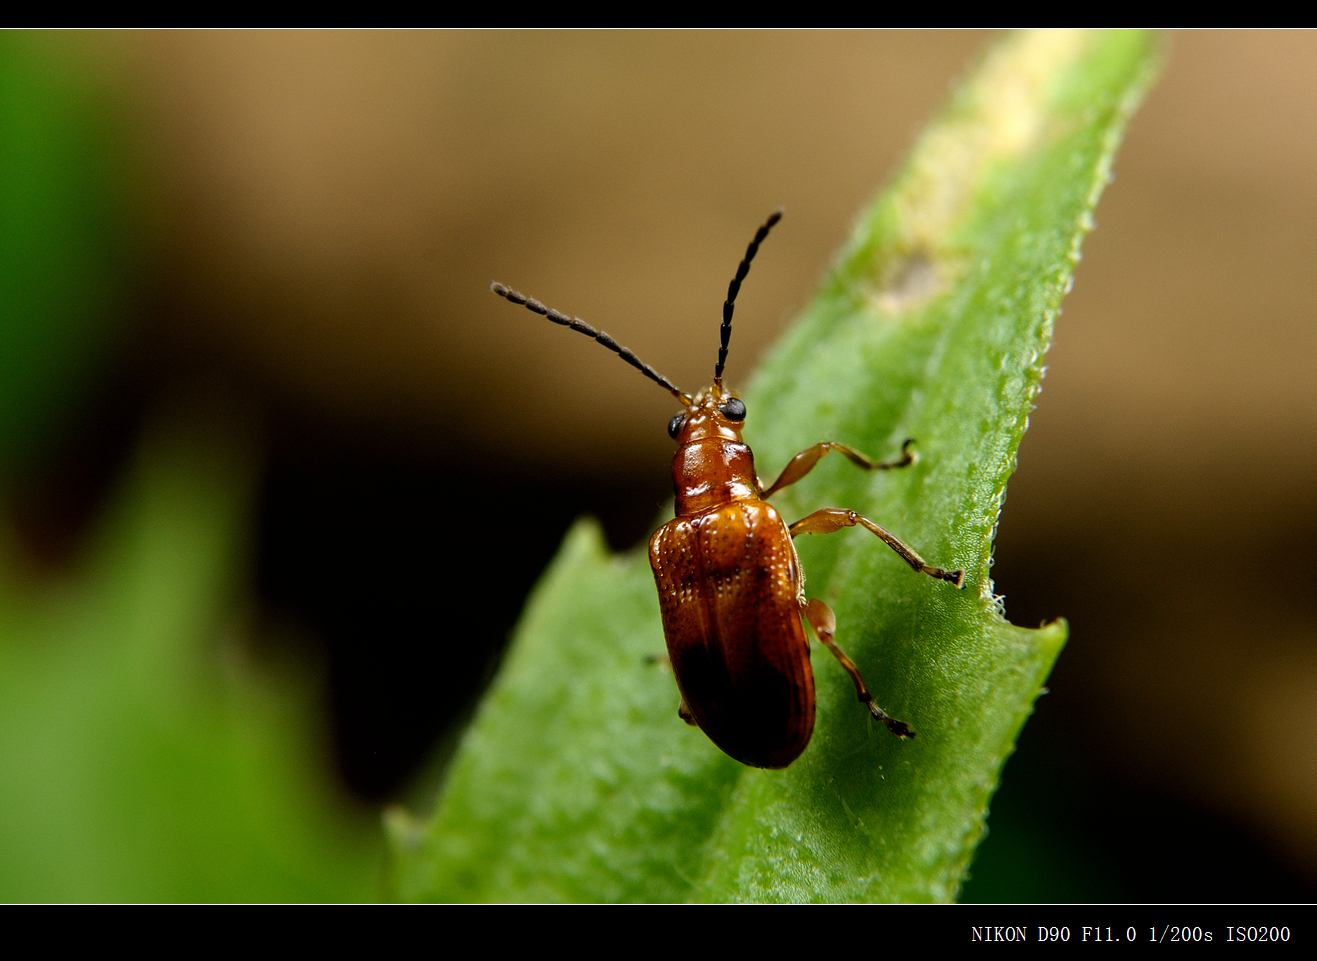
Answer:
668, 412, 686, 439
719, 397, 746, 421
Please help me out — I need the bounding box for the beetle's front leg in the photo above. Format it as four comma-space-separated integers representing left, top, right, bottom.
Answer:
790, 508, 964, 587
802, 597, 913, 739
760, 439, 915, 498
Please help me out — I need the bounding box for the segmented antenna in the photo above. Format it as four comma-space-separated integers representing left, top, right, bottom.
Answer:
715, 208, 783, 389
491, 282, 691, 404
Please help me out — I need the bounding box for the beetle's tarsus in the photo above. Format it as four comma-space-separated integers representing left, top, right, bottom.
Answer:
887, 719, 916, 739
924, 565, 964, 588
886, 438, 917, 469
865, 700, 915, 739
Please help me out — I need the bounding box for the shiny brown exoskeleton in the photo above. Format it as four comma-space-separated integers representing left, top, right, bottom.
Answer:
492, 209, 964, 769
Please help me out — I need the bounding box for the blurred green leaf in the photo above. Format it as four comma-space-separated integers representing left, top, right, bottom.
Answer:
0, 37, 376, 900
390, 30, 1159, 903
0, 415, 380, 901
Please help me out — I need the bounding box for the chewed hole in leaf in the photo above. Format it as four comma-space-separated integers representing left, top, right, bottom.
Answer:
875, 252, 944, 313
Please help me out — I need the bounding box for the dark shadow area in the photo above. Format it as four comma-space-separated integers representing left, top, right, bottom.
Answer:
255, 409, 669, 800
961, 690, 1317, 903
6, 366, 150, 573
963, 470, 1317, 903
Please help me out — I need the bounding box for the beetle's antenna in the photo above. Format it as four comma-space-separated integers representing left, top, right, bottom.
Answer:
714, 208, 783, 391
491, 283, 692, 405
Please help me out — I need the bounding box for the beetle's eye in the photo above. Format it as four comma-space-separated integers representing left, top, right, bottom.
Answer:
668, 412, 686, 439
719, 397, 747, 421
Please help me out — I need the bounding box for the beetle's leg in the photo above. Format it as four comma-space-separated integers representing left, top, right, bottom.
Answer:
649, 657, 696, 722
790, 508, 964, 587
802, 597, 914, 739
761, 439, 914, 499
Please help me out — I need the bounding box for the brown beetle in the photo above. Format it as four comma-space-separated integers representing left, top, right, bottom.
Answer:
492, 209, 963, 769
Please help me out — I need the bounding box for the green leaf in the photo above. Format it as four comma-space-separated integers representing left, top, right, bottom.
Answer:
390, 30, 1159, 903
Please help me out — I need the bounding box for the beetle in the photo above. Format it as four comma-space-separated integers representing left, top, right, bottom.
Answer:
491, 209, 963, 769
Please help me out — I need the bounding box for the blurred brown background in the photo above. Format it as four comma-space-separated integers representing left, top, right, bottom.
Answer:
11, 31, 1316, 901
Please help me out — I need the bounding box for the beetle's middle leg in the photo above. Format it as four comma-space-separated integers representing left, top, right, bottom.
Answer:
790, 508, 964, 588
761, 439, 914, 498
802, 597, 913, 739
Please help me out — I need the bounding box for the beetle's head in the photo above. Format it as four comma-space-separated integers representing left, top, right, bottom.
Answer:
667, 388, 746, 445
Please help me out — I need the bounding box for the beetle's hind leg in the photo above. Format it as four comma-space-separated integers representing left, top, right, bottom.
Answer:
789, 508, 964, 587
802, 598, 913, 739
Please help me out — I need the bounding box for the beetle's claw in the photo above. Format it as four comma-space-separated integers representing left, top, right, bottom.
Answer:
867, 702, 915, 739
925, 566, 964, 588
885, 718, 915, 739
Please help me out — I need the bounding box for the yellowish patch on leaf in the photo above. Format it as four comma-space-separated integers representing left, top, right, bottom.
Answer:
873, 30, 1090, 313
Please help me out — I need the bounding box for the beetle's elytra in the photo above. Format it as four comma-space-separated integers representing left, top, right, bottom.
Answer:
492, 209, 963, 769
